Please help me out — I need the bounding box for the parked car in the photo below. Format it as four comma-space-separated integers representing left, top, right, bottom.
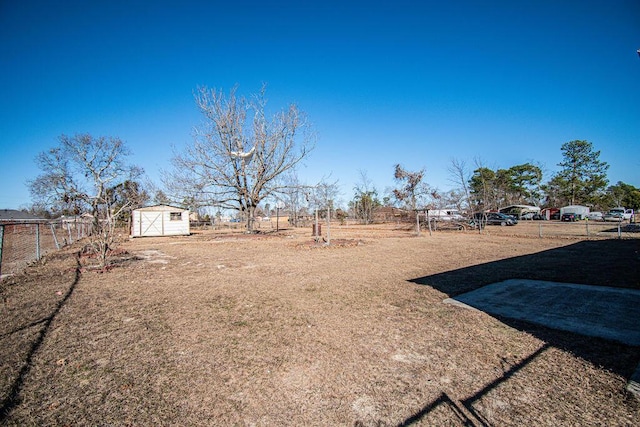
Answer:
561, 212, 579, 222
603, 213, 622, 221
603, 207, 634, 222
587, 212, 604, 221
472, 212, 517, 226
504, 214, 519, 224
429, 209, 465, 221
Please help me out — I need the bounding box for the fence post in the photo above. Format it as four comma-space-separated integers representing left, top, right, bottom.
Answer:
36, 223, 41, 261
50, 223, 60, 249
586, 221, 590, 237
538, 223, 542, 238
618, 222, 622, 239
67, 222, 73, 244
0, 225, 4, 279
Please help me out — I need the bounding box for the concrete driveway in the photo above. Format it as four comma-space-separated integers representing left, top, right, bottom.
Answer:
443, 279, 640, 347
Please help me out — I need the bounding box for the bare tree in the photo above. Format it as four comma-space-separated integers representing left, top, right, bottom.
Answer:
311, 179, 340, 244
352, 170, 380, 224
281, 173, 305, 227
442, 189, 467, 212
29, 134, 142, 267
166, 85, 315, 232
448, 158, 472, 214
392, 164, 430, 235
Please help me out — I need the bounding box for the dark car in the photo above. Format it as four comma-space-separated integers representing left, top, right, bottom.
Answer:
561, 212, 578, 222
472, 212, 517, 226
520, 212, 545, 220
504, 214, 519, 224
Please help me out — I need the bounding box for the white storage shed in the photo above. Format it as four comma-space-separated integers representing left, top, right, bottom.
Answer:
131, 205, 190, 237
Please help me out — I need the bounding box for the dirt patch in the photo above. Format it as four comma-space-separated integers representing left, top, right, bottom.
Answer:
1, 224, 639, 425
295, 238, 365, 249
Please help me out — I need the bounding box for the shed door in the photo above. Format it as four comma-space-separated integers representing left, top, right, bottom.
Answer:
140, 212, 163, 236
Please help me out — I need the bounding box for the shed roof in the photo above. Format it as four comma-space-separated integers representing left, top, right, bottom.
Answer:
134, 204, 188, 212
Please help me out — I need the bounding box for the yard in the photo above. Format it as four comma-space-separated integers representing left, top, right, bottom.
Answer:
1, 222, 639, 425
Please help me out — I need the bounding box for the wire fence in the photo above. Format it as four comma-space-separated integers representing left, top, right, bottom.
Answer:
424, 218, 640, 239
2, 216, 637, 278
511, 220, 640, 239
0, 219, 92, 278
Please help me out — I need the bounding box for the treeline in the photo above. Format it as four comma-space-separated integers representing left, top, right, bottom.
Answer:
348, 140, 639, 225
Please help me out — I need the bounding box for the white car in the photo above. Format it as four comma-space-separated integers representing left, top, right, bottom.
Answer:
429, 209, 464, 221
587, 212, 603, 221
603, 207, 634, 222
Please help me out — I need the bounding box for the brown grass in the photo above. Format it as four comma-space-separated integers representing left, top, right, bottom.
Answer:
1, 222, 639, 426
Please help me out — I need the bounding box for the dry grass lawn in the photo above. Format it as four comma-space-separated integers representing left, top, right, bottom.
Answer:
1, 223, 639, 426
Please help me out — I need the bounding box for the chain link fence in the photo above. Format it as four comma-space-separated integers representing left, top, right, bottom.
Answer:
0, 219, 92, 278
516, 220, 640, 239
423, 218, 640, 239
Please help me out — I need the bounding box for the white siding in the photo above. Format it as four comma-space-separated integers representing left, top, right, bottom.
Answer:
163, 211, 189, 235
131, 206, 190, 237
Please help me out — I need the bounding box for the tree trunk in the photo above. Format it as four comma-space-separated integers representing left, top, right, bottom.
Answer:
246, 205, 256, 232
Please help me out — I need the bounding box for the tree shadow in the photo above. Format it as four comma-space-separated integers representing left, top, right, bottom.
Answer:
401, 239, 640, 425
396, 344, 551, 427
0, 253, 82, 422
396, 390, 478, 426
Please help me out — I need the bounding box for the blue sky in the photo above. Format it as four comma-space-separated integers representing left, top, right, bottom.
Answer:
1, 0, 639, 209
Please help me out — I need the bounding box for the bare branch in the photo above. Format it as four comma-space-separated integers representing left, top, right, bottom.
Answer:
28, 134, 143, 267
165, 86, 315, 231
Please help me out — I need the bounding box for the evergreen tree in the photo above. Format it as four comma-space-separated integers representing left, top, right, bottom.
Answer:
550, 140, 609, 206
606, 182, 640, 210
